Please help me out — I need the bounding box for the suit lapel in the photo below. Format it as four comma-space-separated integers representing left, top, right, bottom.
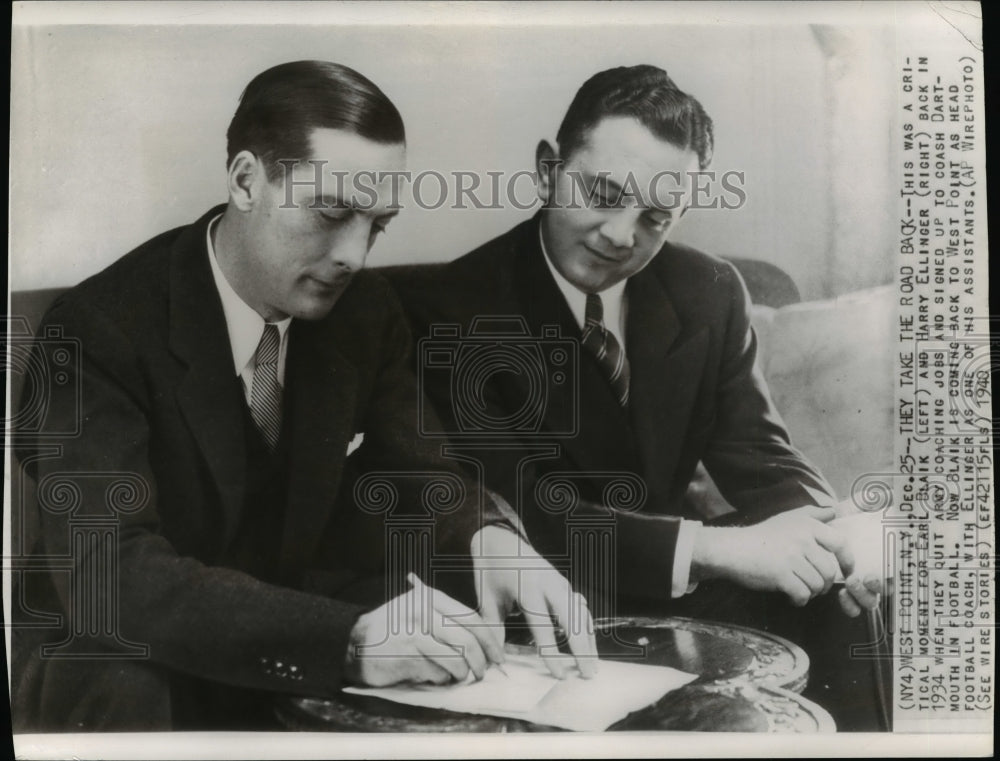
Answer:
626, 264, 709, 508
513, 219, 639, 473
168, 206, 248, 539
278, 318, 359, 572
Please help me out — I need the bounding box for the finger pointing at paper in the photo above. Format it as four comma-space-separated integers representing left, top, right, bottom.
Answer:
472, 524, 600, 679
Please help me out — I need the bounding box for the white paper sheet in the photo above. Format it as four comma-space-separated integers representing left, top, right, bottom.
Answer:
343, 653, 697, 731
525, 658, 698, 731
343, 654, 555, 714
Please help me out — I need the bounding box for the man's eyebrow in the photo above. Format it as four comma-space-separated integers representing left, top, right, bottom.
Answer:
313, 197, 399, 217
577, 172, 681, 212
579, 172, 624, 195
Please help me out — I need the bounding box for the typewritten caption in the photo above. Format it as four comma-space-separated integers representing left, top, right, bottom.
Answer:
894, 53, 993, 732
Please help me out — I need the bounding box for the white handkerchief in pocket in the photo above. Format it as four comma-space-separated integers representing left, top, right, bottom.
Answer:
346, 432, 364, 456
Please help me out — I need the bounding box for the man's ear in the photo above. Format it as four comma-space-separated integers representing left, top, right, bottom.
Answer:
227, 150, 263, 212
535, 140, 559, 204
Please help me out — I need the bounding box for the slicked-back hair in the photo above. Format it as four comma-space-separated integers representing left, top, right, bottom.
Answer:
556, 65, 714, 169
226, 60, 405, 182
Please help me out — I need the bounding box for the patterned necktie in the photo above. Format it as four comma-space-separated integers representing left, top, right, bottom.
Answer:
250, 323, 282, 450
581, 292, 630, 407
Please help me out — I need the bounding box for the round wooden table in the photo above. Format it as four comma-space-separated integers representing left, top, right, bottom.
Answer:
276, 616, 834, 732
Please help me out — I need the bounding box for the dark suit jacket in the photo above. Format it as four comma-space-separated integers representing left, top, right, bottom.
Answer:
13, 206, 488, 730
389, 214, 835, 605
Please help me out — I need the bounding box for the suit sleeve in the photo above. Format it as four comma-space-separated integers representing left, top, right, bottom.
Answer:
20, 298, 364, 698
701, 263, 836, 524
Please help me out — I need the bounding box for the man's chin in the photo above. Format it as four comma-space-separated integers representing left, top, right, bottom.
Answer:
568, 264, 626, 294
291, 292, 345, 321
292, 278, 354, 320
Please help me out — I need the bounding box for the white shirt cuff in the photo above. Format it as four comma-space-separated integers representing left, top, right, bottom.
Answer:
671, 520, 702, 598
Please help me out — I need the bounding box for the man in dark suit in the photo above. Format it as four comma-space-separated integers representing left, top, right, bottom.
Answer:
392, 65, 882, 630
12, 60, 595, 732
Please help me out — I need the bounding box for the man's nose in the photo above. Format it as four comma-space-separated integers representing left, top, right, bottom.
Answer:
599, 210, 639, 250
329, 225, 369, 272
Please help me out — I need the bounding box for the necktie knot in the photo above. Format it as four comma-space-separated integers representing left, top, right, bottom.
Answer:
256, 323, 280, 366
585, 292, 604, 328
580, 292, 630, 408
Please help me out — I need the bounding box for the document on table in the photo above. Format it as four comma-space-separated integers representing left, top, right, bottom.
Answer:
343, 653, 697, 731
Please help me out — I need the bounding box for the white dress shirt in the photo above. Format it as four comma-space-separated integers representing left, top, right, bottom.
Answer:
539, 230, 700, 598
206, 214, 292, 404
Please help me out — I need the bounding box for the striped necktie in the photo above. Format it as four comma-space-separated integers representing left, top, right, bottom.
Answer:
250, 323, 282, 450
581, 292, 630, 407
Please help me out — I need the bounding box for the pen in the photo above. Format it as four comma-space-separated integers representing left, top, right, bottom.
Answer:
406, 572, 509, 678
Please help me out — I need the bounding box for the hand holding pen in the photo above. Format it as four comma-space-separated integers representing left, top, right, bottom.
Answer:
342, 572, 508, 687
406, 573, 509, 679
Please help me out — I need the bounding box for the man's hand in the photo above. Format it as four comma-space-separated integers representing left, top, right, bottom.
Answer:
471, 525, 598, 679
839, 573, 882, 617
344, 582, 505, 687
692, 505, 853, 607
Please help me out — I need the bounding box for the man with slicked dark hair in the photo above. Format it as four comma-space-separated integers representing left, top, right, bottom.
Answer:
394, 64, 883, 700
554, 64, 715, 171
13, 60, 595, 731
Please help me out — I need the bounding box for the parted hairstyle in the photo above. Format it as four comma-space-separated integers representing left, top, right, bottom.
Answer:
226, 60, 406, 182
556, 65, 714, 170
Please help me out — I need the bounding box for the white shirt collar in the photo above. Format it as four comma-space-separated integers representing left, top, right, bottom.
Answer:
206, 213, 291, 378
539, 226, 628, 348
